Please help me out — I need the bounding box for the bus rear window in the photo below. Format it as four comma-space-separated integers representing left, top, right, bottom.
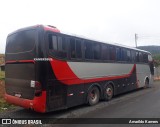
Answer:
6, 30, 36, 53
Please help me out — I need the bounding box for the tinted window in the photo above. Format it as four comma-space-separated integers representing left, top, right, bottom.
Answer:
49, 35, 66, 52
121, 49, 127, 61
143, 53, 148, 63
102, 45, 109, 60
136, 52, 139, 62
58, 36, 66, 51
93, 43, 101, 60
139, 52, 143, 62
50, 36, 57, 50
85, 41, 93, 59
131, 50, 136, 62
116, 48, 121, 61
49, 35, 67, 58
76, 40, 82, 58
109, 46, 116, 61
70, 38, 76, 58
127, 50, 131, 61
6, 30, 36, 53
70, 38, 82, 59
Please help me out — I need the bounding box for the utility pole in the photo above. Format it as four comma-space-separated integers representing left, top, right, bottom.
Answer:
135, 33, 138, 48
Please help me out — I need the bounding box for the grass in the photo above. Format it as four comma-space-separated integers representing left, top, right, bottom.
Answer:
0, 79, 16, 112
0, 71, 5, 80
0, 98, 16, 112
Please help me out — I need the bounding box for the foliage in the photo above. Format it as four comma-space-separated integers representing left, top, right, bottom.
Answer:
138, 46, 160, 55
0, 98, 16, 112
153, 54, 160, 60
0, 54, 5, 65
0, 80, 16, 112
153, 54, 160, 67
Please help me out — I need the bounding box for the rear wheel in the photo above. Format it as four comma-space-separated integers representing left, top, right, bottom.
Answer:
87, 86, 100, 106
104, 84, 113, 101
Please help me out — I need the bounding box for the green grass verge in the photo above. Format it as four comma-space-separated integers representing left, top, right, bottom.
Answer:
0, 71, 5, 80
0, 74, 16, 112
0, 98, 16, 112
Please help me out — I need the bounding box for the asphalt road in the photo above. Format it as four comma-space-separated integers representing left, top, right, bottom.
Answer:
0, 81, 160, 127
57, 81, 160, 127
81, 81, 160, 118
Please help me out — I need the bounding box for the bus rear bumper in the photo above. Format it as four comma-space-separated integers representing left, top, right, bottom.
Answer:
4, 91, 46, 113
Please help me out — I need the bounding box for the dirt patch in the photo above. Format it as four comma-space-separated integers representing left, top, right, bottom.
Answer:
0, 80, 17, 112
0, 80, 5, 98
154, 76, 160, 81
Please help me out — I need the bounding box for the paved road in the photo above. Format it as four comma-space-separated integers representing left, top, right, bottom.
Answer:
81, 81, 160, 118
56, 81, 160, 127
0, 81, 160, 127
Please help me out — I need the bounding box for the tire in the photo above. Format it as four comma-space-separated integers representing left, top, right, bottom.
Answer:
104, 84, 113, 101
87, 86, 100, 106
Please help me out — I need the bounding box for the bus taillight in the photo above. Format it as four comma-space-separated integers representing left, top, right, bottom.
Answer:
35, 81, 42, 96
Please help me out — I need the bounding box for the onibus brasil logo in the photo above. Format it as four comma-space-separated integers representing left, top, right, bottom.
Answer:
1, 119, 42, 125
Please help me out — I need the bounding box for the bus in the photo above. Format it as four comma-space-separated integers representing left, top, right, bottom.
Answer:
5, 25, 154, 113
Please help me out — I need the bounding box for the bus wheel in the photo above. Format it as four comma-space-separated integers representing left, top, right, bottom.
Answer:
104, 84, 113, 101
144, 79, 149, 88
87, 86, 100, 106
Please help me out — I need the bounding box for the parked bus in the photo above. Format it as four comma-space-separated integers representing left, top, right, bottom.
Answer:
5, 25, 154, 113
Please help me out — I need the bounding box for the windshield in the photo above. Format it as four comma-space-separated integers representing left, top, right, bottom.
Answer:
6, 29, 36, 54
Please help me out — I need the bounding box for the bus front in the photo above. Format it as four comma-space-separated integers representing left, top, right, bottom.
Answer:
4, 26, 47, 113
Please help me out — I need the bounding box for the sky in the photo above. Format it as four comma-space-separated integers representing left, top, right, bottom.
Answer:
0, 0, 160, 53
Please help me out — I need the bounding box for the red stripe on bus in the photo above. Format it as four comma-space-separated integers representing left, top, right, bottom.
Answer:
50, 58, 136, 85
4, 91, 46, 113
5, 60, 35, 64
50, 58, 83, 85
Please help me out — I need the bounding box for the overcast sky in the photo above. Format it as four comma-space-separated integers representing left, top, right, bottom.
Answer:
0, 0, 160, 53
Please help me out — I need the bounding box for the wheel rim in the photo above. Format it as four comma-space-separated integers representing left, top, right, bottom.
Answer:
90, 90, 97, 101
106, 87, 112, 97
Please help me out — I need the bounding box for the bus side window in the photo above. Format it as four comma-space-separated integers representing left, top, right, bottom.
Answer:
70, 38, 76, 58
49, 35, 57, 50
131, 50, 136, 62
127, 50, 131, 62
76, 40, 82, 59
58, 36, 66, 52
136, 52, 139, 62
93, 43, 101, 60
143, 53, 148, 63
102, 44, 109, 60
84, 41, 93, 59
139, 52, 143, 62
116, 47, 121, 61
121, 48, 127, 61
48, 34, 67, 59
70, 38, 82, 59
109, 46, 116, 61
